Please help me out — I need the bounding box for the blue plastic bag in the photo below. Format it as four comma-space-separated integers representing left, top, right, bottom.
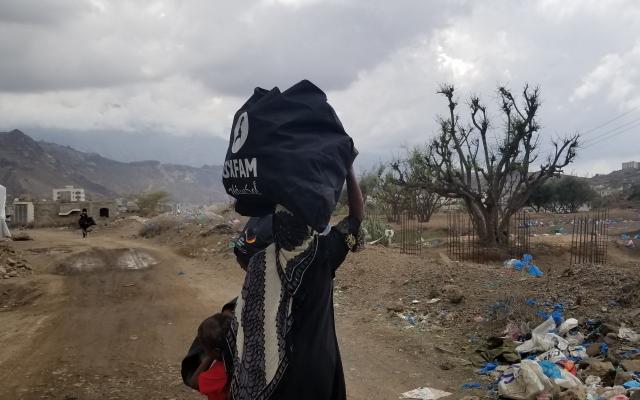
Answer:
600, 343, 609, 357
478, 362, 497, 375
623, 380, 640, 389
538, 360, 562, 379
551, 304, 564, 325
527, 264, 544, 277
461, 382, 482, 390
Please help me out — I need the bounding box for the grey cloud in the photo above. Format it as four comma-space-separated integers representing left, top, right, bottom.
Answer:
0, 0, 89, 26
1, 0, 639, 175
0, 0, 464, 94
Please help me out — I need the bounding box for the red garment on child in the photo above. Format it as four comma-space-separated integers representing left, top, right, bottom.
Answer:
198, 360, 228, 400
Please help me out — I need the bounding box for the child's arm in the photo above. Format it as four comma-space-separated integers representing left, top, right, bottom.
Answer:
188, 355, 213, 390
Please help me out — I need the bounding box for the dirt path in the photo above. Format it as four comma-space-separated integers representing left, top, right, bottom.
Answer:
0, 227, 449, 400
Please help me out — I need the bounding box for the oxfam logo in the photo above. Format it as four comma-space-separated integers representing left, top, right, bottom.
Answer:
231, 112, 249, 154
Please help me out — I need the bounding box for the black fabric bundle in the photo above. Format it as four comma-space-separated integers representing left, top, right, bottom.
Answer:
222, 80, 355, 232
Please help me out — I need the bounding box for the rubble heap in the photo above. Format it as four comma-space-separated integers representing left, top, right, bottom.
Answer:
0, 245, 32, 279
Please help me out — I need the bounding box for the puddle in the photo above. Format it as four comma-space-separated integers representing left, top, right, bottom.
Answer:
56, 249, 158, 274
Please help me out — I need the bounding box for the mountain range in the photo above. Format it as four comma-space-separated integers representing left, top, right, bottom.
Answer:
0, 130, 227, 204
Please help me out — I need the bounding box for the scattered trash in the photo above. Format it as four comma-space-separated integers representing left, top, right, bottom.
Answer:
600, 342, 609, 357
177, 271, 186, 276
551, 304, 565, 325
498, 360, 553, 399
623, 380, 640, 389
504, 322, 524, 341
610, 396, 629, 400
516, 317, 568, 353
426, 298, 441, 304
559, 318, 579, 335
460, 382, 482, 390
478, 362, 498, 375
412, 300, 420, 304
399, 387, 452, 400
619, 326, 640, 343
539, 360, 562, 379
398, 313, 417, 326
503, 254, 543, 277
475, 337, 520, 364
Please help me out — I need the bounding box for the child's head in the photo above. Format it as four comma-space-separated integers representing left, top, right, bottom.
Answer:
197, 313, 231, 360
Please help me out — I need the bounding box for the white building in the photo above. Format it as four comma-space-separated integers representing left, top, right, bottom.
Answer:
0, 184, 11, 238
622, 161, 640, 170
53, 186, 86, 202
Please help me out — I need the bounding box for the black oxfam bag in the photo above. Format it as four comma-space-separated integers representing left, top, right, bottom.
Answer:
222, 80, 355, 232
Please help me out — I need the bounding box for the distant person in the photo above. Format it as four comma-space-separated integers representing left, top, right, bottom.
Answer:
187, 313, 232, 400
78, 208, 96, 238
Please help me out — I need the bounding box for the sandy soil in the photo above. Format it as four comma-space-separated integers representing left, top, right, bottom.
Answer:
1, 210, 639, 400
0, 222, 450, 400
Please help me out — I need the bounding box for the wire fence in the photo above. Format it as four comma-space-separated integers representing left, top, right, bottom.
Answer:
400, 211, 423, 255
570, 208, 609, 265
447, 211, 480, 262
447, 210, 531, 263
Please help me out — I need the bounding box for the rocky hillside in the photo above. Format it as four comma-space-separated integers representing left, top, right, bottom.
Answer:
0, 130, 226, 204
590, 167, 640, 192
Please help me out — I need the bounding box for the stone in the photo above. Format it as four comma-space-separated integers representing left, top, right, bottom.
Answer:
8, 270, 18, 277
460, 396, 480, 400
586, 342, 601, 357
584, 360, 615, 380
386, 301, 404, 312
558, 386, 587, 400
0, 266, 6, 274
613, 369, 635, 386
620, 359, 640, 372
442, 284, 464, 304
630, 389, 640, 400
6, 258, 16, 266
601, 323, 620, 335
438, 359, 453, 370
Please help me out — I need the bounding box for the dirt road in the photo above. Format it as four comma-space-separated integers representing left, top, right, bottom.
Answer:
0, 226, 449, 400
0, 229, 242, 400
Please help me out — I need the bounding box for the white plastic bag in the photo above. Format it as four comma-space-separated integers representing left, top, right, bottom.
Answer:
516, 318, 568, 353
535, 348, 567, 363
498, 360, 554, 400
399, 387, 451, 400
559, 318, 579, 335
553, 368, 582, 389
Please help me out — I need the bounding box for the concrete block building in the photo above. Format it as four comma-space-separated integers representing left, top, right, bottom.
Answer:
622, 161, 640, 170
53, 186, 86, 202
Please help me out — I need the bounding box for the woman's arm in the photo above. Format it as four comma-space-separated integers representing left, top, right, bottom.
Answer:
188, 355, 213, 390
346, 166, 364, 223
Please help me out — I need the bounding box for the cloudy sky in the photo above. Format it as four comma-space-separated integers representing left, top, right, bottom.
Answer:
1, 0, 639, 174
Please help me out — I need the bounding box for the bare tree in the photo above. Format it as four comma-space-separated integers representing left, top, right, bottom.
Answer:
391, 150, 448, 222
373, 171, 407, 223
394, 84, 578, 245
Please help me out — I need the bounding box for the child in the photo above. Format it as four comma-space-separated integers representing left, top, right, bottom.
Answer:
188, 313, 231, 400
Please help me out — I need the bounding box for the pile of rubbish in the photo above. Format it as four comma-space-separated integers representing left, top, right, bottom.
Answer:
0, 245, 32, 279
471, 310, 640, 399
